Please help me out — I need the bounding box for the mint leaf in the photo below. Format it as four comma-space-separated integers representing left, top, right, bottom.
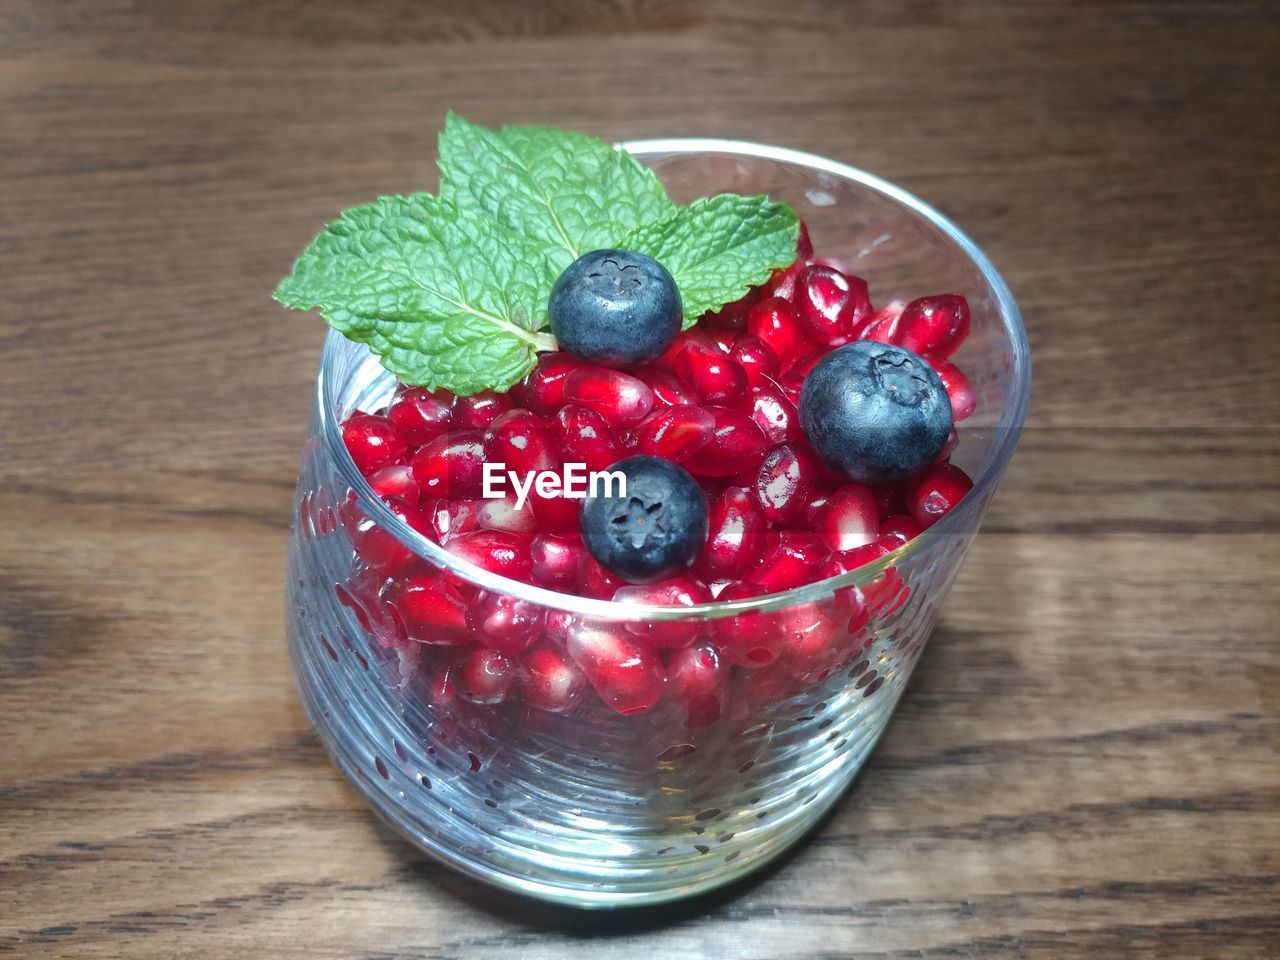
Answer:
621, 194, 800, 325
274, 194, 557, 394
438, 112, 676, 269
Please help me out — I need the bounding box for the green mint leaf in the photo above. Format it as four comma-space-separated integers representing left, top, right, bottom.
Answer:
274, 194, 557, 394
438, 112, 676, 268
620, 194, 800, 325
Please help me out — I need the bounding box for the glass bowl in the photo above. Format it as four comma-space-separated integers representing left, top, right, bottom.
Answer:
285, 140, 1031, 907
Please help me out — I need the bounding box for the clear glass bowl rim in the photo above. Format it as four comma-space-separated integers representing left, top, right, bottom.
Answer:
316, 138, 1032, 621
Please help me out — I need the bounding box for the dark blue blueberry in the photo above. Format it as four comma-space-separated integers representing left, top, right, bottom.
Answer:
799, 341, 953, 485
579, 455, 708, 584
549, 249, 682, 366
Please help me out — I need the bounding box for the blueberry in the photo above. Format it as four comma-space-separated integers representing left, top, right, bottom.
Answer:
799, 341, 953, 485
549, 249, 682, 366
579, 455, 708, 584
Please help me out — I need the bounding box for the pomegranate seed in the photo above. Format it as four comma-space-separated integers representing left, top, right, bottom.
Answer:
484, 410, 559, 477
896, 294, 971, 359
519, 352, 581, 416
613, 575, 712, 648
467, 590, 545, 655
936, 426, 960, 463
864, 567, 910, 618
366, 464, 420, 504
554, 405, 622, 473
746, 296, 808, 366
763, 257, 804, 300
543, 609, 576, 646
878, 514, 923, 547
814, 483, 880, 552
674, 332, 749, 404
566, 619, 666, 716
801, 488, 832, 527
451, 390, 514, 430
931, 358, 976, 422
668, 642, 729, 727
779, 600, 845, 668
813, 542, 892, 582
632, 366, 698, 407
730, 335, 781, 390
856, 300, 905, 344
797, 221, 814, 260
442, 530, 533, 581
795, 264, 871, 345
530, 533, 584, 589
751, 531, 821, 593
577, 552, 623, 599
386, 388, 451, 446
425, 497, 481, 543
631, 406, 716, 463
562, 366, 654, 427
455, 646, 516, 704
752, 443, 820, 525
520, 645, 586, 715
475, 493, 537, 536
411, 431, 486, 498
350, 495, 431, 574
746, 378, 803, 446
342, 413, 407, 476
908, 462, 973, 528
713, 580, 783, 667
388, 576, 470, 644
683, 406, 769, 477
696, 487, 768, 581
529, 484, 581, 536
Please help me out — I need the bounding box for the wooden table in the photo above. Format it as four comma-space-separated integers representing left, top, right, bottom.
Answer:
3, 1, 1277, 956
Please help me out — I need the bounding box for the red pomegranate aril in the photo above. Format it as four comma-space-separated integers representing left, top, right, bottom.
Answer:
856, 300, 905, 344
614, 575, 712, 648
443, 530, 533, 582
751, 532, 820, 593
519, 352, 581, 416
936, 426, 959, 463
632, 367, 698, 407
455, 647, 517, 704
746, 378, 803, 445
668, 642, 729, 727
797, 221, 814, 260
451, 390, 514, 430
342, 413, 407, 476
566, 620, 666, 716
529, 485, 581, 536
554, 405, 622, 473
878, 514, 923, 547
484, 409, 559, 477
577, 552, 623, 599
426, 497, 481, 543
802, 488, 832, 527
366, 464, 420, 504
562, 366, 654, 427
814, 483, 880, 552
389, 576, 470, 644
746, 297, 808, 366
632, 406, 716, 463
475, 493, 537, 536
713, 580, 783, 667
530, 533, 584, 589
779, 600, 845, 667
730, 335, 781, 390
467, 590, 545, 655
896, 294, 971, 359
386, 388, 452, 446
795, 264, 871, 345
520, 645, 586, 715
697, 487, 768, 581
931, 358, 976, 422
543, 609, 576, 646
411, 431, 486, 498
674, 334, 749, 404
752, 443, 817, 525
351, 495, 431, 573
821, 541, 892, 576
763, 257, 804, 301
683, 407, 769, 477
908, 462, 974, 529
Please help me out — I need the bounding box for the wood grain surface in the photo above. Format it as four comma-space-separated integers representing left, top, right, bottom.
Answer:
2, 1, 1278, 956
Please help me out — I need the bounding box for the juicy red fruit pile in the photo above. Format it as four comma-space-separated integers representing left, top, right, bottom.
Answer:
335, 225, 976, 721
